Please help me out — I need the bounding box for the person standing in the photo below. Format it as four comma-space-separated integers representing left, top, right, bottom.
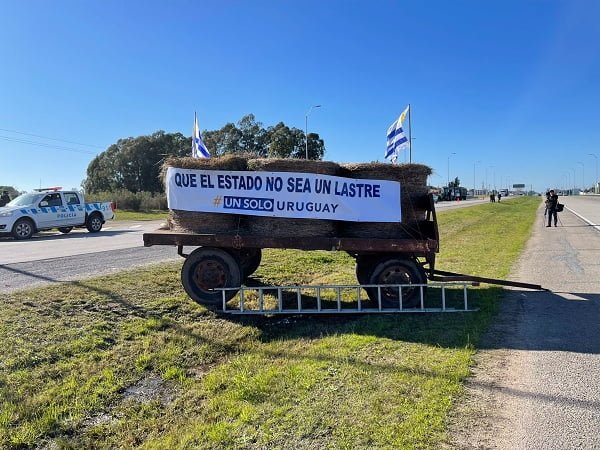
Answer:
545, 189, 559, 227
0, 191, 10, 207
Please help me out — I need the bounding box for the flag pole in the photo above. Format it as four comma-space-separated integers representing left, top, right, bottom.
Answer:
408, 103, 412, 163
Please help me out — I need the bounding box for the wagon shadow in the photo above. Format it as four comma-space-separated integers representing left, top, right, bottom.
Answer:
476, 289, 600, 354
230, 285, 600, 355
225, 282, 497, 348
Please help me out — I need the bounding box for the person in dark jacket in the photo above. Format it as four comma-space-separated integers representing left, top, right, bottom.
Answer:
545, 189, 559, 227
0, 191, 10, 207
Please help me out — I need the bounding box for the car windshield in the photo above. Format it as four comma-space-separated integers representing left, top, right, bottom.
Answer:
6, 193, 40, 207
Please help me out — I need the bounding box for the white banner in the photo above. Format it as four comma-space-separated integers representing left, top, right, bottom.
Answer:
166, 167, 402, 222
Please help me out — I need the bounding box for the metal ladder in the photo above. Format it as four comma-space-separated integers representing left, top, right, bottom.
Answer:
218, 282, 476, 315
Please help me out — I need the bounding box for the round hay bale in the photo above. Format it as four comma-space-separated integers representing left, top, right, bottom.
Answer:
162, 155, 251, 234
169, 210, 244, 234
338, 163, 431, 239
161, 154, 250, 185
247, 158, 340, 175
246, 158, 340, 237
339, 162, 431, 184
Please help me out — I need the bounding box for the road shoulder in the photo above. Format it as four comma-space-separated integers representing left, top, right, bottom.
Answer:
446, 201, 600, 449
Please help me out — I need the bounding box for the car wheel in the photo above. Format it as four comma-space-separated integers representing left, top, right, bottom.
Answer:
86, 213, 103, 233
12, 218, 35, 240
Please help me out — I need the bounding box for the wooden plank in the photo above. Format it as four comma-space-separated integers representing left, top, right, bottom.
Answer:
143, 231, 438, 254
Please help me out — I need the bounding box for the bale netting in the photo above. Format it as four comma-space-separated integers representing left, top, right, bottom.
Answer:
163, 155, 252, 234
246, 158, 341, 237
338, 162, 432, 239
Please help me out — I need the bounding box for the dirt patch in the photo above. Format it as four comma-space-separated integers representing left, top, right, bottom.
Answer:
123, 375, 175, 404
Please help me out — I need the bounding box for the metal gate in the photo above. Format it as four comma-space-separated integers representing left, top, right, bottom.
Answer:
217, 282, 476, 315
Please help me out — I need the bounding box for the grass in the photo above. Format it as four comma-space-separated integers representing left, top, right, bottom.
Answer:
0, 197, 541, 449
113, 210, 168, 221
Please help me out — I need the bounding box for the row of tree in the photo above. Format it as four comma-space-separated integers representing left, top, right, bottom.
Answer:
84, 114, 325, 194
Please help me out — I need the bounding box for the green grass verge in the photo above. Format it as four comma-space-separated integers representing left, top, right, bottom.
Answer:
113, 210, 168, 221
0, 197, 541, 449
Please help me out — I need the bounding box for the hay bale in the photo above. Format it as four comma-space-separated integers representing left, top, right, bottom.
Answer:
245, 158, 340, 237
338, 162, 431, 184
338, 163, 432, 238
161, 154, 250, 181
247, 158, 340, 175
169, 210, 244, 234
163, 155, 251, 234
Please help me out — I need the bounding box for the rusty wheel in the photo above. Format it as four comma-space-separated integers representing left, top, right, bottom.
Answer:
181, 247, 242, 306
233, 248, 262, 278
355, 256, 378, 286
366, 258, 426, 308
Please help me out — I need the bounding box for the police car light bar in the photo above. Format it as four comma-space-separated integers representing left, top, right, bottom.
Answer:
33, 187, 63, 192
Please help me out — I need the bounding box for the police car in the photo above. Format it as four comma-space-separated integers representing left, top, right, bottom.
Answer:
0, 187, 115, 240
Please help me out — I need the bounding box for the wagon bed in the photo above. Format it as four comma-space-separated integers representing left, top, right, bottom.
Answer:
143, 230, 438, 254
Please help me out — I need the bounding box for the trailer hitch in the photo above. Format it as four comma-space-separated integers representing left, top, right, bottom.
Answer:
429, 269, 546, 291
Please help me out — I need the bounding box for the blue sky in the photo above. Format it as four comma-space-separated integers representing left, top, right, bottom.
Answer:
2, 0, 600, 194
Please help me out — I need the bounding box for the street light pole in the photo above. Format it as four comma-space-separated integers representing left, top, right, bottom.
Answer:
305, 105, 321, 159
589, 153, 598, 193
487, 165, 494, 193
577, 161, 585, 192
473, 160, 481, 197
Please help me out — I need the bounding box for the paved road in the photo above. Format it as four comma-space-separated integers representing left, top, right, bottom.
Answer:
0, 220, 181, 292
435, 194, 519, 211
453, 195, 600, 449
0, 220, 167, 264
561, 194, 600, 229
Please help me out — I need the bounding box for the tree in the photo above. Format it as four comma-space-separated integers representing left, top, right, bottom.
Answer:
301, 132, 325, 160
0, 186, 20, 199
84, 131, 187, 194
238, 114, 268, 156
266, 122, 298, 158
84, 114, 327, 194
448, 177, 461, 188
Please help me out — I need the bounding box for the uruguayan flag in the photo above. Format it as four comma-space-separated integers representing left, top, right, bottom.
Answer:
192, 112, 210, 159
385, 105, 410, 162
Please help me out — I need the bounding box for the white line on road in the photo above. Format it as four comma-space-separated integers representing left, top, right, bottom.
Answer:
565, 206, 600, 232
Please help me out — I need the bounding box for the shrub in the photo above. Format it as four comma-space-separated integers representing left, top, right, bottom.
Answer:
85, 190, 167, 211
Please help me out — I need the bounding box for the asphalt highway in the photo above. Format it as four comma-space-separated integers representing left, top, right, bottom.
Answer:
453, 194, 600, 449
0, 220, 181, 292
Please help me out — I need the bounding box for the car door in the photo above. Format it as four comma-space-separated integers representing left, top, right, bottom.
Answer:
61, 192, 85, 226
37, 193, 63, 229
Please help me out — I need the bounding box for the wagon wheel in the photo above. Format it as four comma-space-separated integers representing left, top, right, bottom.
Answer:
181, 247, 242, 307
355, 256, 377, 286
234, 248, 262, 278
366, 258, 427, 308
